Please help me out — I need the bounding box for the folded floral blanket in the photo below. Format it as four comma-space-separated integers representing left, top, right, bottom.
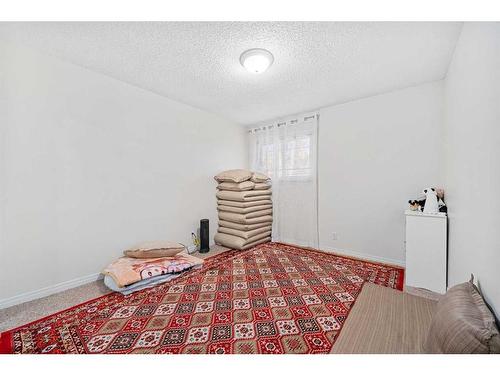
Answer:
102, 253, 204, 288
104, 273, 186, 295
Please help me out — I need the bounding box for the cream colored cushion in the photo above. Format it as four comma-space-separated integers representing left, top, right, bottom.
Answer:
254, 182, 271, 190
214, 232, 271, 250
124, 240, 185, 259
217, 199, 272, 208
216, 190, 272, 202
218, 225, 272, 240
217, 181, 255, 191
218, 204, 272, 214
245, 208, 272, 218
218, 212, 273, 224
251, 172, 270, 183
214, 169, 252, 183
218, 220, 271, 231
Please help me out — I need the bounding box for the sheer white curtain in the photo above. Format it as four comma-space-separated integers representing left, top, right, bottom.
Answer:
248, 113, 319, 248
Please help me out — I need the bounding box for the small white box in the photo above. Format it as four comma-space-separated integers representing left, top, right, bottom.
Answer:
405, 210, 447, 294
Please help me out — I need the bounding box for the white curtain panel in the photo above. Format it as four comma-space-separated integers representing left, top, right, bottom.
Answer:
248, 113, 319, 248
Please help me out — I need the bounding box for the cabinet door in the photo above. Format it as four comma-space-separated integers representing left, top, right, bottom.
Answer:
405, 215, 447, 294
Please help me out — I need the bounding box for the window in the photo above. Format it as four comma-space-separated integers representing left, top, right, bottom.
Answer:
254, 133, 313, 181
279, 134, 312, 179
248, 113, 319, 248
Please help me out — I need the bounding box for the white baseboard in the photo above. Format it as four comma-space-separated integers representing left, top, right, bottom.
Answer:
0, 273, 103, 310
320, 245, 405, 268
0, 241, 218, 310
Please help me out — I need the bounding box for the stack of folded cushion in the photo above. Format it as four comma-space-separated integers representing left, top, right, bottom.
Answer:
102, 241, 204, 295
214, 169, 272, 250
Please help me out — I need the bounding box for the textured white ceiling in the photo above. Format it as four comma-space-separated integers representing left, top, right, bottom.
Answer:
0, 22, 462, 125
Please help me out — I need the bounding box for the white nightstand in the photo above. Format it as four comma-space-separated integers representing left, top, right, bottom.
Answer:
404, 210, 448, 294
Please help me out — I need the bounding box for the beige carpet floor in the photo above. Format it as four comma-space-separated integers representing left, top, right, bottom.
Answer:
0, 245, 229, 332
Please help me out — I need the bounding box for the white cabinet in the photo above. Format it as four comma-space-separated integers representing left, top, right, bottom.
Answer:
405, 210, 447, 294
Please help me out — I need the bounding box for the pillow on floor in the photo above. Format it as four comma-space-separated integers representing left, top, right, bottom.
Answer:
214, 232, 271, 250
423, 276, 500, 354
124, 240, 185, 259
214, 169, 252, 183
218, 225, 272, 240
217, 180, 255, 191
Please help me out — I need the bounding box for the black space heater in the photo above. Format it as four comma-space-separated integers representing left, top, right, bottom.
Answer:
199, 219, 210, 253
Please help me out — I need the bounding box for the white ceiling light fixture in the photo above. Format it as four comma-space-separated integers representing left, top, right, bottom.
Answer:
240, 48, 274, 74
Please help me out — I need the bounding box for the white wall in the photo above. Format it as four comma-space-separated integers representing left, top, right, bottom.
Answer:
319, 81, 444, 265
0, 41, 246, 305
443, 23, 500, 316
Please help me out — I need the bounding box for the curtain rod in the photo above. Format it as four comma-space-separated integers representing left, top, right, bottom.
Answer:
247, 113, 319, 133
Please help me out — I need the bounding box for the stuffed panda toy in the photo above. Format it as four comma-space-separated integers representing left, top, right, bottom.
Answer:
408, 188, 447, 213
422, 187, 448, 213
422, 188, 439, 213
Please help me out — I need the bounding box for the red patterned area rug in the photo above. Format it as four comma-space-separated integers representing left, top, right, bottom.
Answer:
0, 242, 404, 354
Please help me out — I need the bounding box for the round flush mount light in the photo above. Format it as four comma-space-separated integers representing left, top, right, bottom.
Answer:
240, 48, 274, 74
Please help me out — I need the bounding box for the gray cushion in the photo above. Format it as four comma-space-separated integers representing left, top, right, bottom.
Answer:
424, 277, 500, 354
